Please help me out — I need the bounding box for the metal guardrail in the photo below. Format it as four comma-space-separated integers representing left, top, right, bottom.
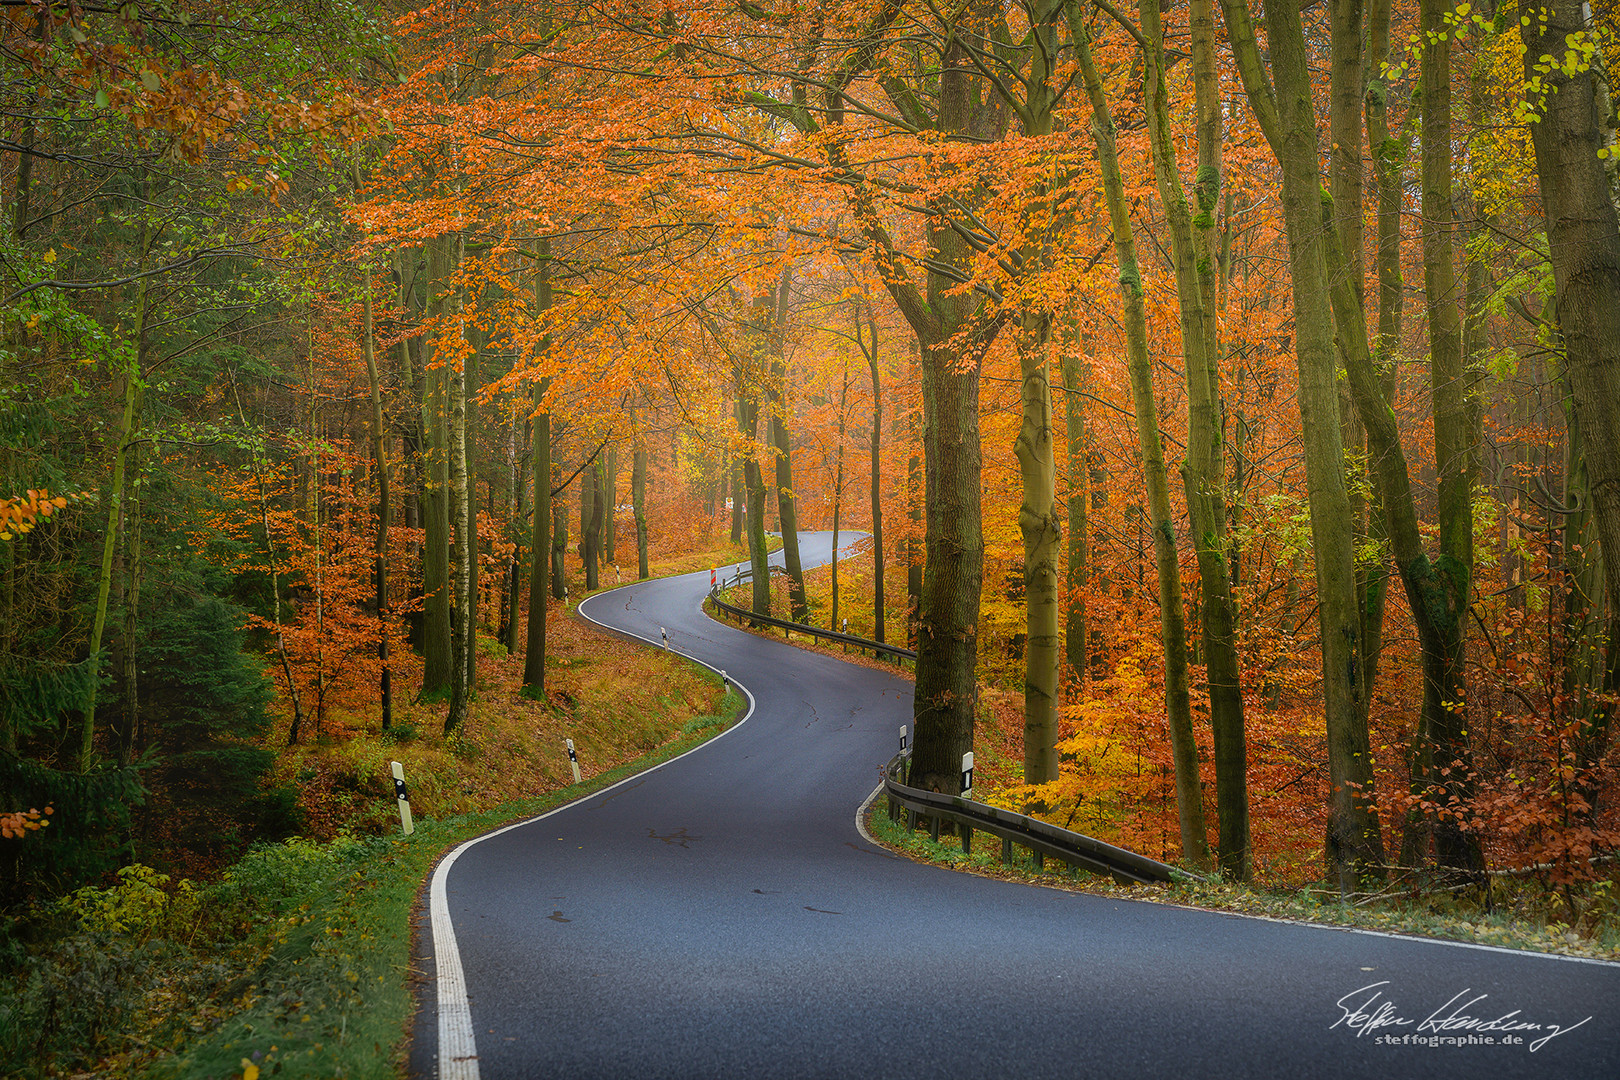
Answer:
709, 564, 1188, 885
882, 751, 1199, 885
707, 567, 917, 663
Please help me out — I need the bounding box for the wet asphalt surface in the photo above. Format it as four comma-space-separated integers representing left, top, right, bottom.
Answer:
411, 532, 1620, 1079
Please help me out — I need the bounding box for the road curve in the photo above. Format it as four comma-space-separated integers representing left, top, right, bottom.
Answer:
412, 531, 1620, 1079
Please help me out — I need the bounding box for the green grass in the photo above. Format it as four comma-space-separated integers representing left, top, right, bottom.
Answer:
134, 686, 745, 1080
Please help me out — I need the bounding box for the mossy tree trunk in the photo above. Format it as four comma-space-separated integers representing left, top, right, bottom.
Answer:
1071, 13, 1210, 868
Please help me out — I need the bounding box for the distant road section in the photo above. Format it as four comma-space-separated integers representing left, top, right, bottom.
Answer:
412, 531, 1620, 1079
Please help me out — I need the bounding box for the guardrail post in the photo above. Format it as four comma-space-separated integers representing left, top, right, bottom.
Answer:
1002, 836, 1013, 863
962, 826, 972, 856
929, 815, 940, 842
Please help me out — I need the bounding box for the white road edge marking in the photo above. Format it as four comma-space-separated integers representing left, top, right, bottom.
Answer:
428, 572, 759, 1080
854, 786, 1620, 969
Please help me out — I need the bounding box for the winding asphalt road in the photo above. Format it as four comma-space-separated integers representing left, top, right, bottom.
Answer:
412, 532, 1620, 1079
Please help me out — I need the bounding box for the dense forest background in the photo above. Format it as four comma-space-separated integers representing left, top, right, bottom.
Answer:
4, 0, 1620, 935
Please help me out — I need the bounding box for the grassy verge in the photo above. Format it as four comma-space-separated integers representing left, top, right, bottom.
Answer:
864, 797, 1620, 962
135, 686, 744, 1080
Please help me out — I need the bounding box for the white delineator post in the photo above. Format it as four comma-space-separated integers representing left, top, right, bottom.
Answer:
566, 738, 582, 783
391, 760, 414, 835
661, 626, 668, 650
900, 725, 909, 754
960, 751, 974, 798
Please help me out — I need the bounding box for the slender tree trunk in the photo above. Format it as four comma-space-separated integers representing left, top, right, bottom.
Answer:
550, 474, 567, 601
82, 288, 146, 772
446, 233, 472, 735
1414, 0, 1482, 873
730, 413, 744, 547
116, 446, 141, 765
738, 387, 772, 617
1140, 0, 1249, 875
421, 237, 453, 696
633, 427, 650, 580
1060, 333, 1090, 684
581, 454, 601, 592
907, 353, 923, 643
362, 267, 394, 729
603, 443, 618, 571
522, 245, 554, 693
464, 284, 481, 686
503, 403, 525, 655
763, 279, 809, 622
1073, 17, 1210, 867
864, 310, 885, 644
831, 359, 850, 631
1361, 0, 1402, 730
1015, 311, 1062, 787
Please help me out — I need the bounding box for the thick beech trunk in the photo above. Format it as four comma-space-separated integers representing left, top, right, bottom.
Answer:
1523, 1, 1620, 636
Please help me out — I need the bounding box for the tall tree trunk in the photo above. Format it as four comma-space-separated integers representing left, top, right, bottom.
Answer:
445, 234, 472, 735
863, 309, 885, 643
116, 446, 141, 766
737, 386, 772, 617
1522, 0, 1620, 628
362, 267, 394, 729
831, 360, 849, 632
1060, 332, 1089, 683
503, 403, 525, 654
762, 279, 809, 622
1072, 16, 1211, 867
1011, 10, 1064, 789
523, 245, 554, 693
603, 443, 618, 571
82, 283, 146, 772
633, 427, 649, 580
463, 282, 481, 686
550, 471, 567, 602
1413, 0, 1482, 873
1140, 0, 1248, 876
1361, 0, 1403, 732
581, 454, 601, 592
421, 236, 453, 696
1015, 311, 1062, 787
907, 346, 923, 644
1219, 0, 1386, 887
729, 399, 744, 547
